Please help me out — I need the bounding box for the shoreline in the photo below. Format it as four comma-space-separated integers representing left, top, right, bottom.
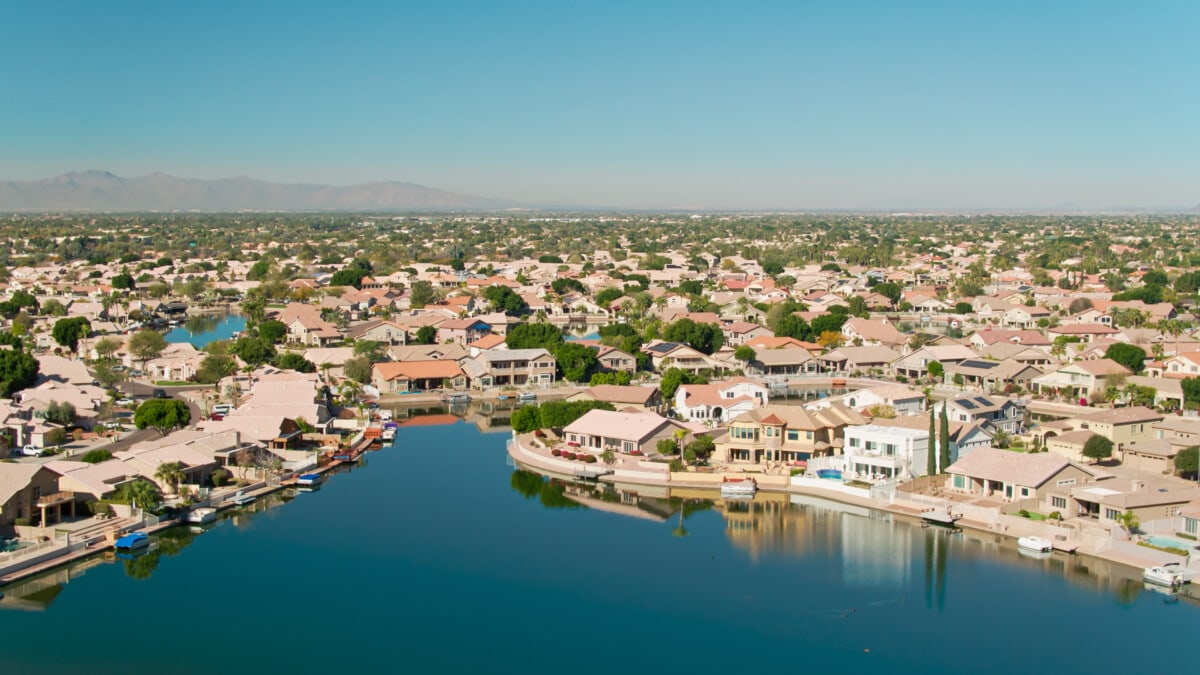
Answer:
506, 433, 1188, 579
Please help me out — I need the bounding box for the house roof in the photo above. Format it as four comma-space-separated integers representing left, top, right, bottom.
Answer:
563, 409, 674, 443
373, 360, 464, 381
945, 447, 1085, 488
581, 385, 659, 405
0, 464, 48, 507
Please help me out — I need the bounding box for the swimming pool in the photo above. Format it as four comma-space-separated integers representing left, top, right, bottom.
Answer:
1143, 535, 1198, 552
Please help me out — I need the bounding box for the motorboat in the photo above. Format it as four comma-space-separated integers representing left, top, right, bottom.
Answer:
442, 393, 471, 404
921, 506, 961, 527
720, 477, 757, 498
296, 473, 324, 487
1017, 536, 1053, 553
1144, 562, 1194, 587
517, 392, 538, 403
185, 507, 217, 524
381, 422, 397, 441
114, 532, 150, 551
228, 491, 255, 507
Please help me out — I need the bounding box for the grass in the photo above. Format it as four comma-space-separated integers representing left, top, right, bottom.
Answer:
154, 380, 192, 386
1139, 541, 1189, 557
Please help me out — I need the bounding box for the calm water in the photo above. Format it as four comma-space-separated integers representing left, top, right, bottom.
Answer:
2, 422, 1197, 674
164, 313, 247, 348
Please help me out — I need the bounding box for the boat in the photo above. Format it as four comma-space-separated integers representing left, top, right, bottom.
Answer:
517, 392, 538, 403
114, 532, 149, 550
921, 506, 961, 527
442, 393, 471, 404
185, 507, 217, 524
381, 421, 398, 441
228, 491, 255, 507
1017, 536, 1053, 553
1144, 562, 1194, 587
720, 477, 757, 498
296, 473, 324, 487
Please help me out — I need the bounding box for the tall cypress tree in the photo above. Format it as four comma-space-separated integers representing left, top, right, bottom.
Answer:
927, 407, 937, 476
939, 402, 952, 473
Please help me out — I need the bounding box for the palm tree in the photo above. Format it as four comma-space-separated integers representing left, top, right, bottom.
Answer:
154, 461, 186, 494
118, 479, 162, 513
1117, 510, 1140, 539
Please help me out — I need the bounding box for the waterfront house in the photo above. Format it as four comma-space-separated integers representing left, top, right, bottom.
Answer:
714, 403, 865, 465
945, 447, 1098, 507
744, 347, 819, 377
842, 424, 931, 482
461, 348, 557, 389
674, 378, 769, 424
372, 360, 467, 393
1046, 324, 1121, 343
562, 409, 689, 455
0, 465, 63, 529
893, 345, 980, 380
817, 346, 901, 375
566, 384, 663, 411
1071, 478, 1200, 527
941, 358, 1043, 392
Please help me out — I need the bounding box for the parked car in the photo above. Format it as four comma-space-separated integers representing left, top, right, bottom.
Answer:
152, 388, 168, 399
115, 397, 136, 407
20, 445, 42, 457
212, 404, 235, 415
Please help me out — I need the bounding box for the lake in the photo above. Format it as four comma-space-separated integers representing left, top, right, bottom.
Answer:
164, 313, 247, 348
1, 421, 1196, 674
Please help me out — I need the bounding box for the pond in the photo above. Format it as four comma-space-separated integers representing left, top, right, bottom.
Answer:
163, 313, 247, 348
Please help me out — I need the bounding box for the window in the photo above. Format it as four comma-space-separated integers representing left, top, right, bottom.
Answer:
1056, 478, 1076, 487
1105, 508, 1120, 521
953, 475, 966, 489
848, 437, 859, 448
787, 430, 800, 442
1052, 497, 1067, 509
806, 431, 813, 440
885, 443, 897, 457
1186, 518, 1199, 536
1020, 487, 1030, 498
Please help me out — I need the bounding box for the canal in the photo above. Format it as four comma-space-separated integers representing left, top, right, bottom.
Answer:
164, 312, 247, 348
1, 421, 1195, 674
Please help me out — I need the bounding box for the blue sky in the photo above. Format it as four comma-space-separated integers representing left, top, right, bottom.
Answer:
1, 1, 1197, 209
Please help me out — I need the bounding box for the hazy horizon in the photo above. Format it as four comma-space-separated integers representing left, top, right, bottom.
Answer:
3, 1, 1197, 211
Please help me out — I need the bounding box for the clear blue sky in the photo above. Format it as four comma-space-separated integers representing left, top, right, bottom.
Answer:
1, 0, 1197, 209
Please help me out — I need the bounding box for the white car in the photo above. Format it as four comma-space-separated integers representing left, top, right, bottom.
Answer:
20, 445, 42, 457
115, 397, 136, 407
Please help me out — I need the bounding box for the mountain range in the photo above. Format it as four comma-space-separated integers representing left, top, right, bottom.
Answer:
0, 171, 513, 212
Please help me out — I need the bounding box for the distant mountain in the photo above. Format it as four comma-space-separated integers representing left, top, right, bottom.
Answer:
0, 170, 514, 212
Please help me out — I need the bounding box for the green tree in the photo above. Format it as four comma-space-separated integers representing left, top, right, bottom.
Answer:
274, 352, 316, 373
733, 345, 756, 362
938, 403, 951, 473
595, 287, 624, 307
684, 435, 715, 462
41, 298, 67, 316
196, 353, 238, 384
1104, 343, 1146, 375
94, 336, 122, 361
257, 319, 287, 344
1174, 446, 1199, 479
927, 409, 937, 476
134, 398, 191, 435
330, 267, 368, 289
52, 316, 91, 352
115, 479, 162, 512
657, 438, 679, 455
1081, 434, 1114, 462
659, 367, 705, 399
484, 286, 527, 315
926, 361, 944, 380
0, 348, 39, 397
44, 401, 77, 426
414, 325, 437, 344
505, 323, 564, 350
128, 328, 167, 369
409, 280, 436, 308
344, 356, 373, 384
111, 272, 136, 289
662, 318, 724, 354
1184, 377, 1200, 410
554, 342, 599, 382
231, 336, 276, 366
80, 449, 113, 464
154, 461, 187, 494
873, 282, 902, 306
353, 339, 385, 363
510, 405, 541, 433
1116, 510, 1140, 539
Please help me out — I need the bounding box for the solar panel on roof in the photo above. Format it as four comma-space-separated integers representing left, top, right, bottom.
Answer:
649, 342, 679, 354
958, 399, 976, 410
974, 397, 992, 406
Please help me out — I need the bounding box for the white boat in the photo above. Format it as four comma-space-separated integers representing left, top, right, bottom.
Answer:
1144, 562, 1194, 587
228, 491, 255, 507
1017, 536, 1053, 553
381, 427, 396, 441
185, 507, 217, 524
720, 477, 757, 498
921, 506, 960, 527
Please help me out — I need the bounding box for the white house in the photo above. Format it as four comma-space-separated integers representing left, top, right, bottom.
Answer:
674, 378, 769, 424
842, 424, 931, 482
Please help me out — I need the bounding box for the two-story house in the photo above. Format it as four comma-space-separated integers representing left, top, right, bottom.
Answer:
943, 395, 1024, 434
642, 341, 719, 374
714, 403, 866, 466
462, 348, 557, 389
842, 424, 931, 482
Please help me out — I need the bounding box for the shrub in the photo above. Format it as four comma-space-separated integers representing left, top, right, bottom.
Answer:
565, 452, 577, 460
80, 449, 113, 464
551, 449, 561, 456
210, 469, 230, 487
1048, 511, 1062, 521
584, 455, 597, 463
1018, 509, 1030, 518
668, 459, 685, 472
14, 518, 31, 527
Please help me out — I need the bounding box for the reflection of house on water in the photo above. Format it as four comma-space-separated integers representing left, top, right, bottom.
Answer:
559, 481, 673, 522
382, 403, 517, 434
0, 554, 107, 612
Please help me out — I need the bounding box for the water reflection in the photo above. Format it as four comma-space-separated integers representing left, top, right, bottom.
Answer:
509, 469, 1200, 610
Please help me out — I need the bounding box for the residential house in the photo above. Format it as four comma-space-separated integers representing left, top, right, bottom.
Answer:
842, 424, 930, 481
562, 409, 689, 456
642, 341, 719, 374
372, 360, 467, 393
1047, 324, 1121, 343
436, 318, 493, 346
945, 447, 1099, 508
1031, 359, 1131, 398
714, 403, 866, 465
941, 395, 1024, 434
892, 345, 979, 380
818, 346, 901, 375
461, 349, 557, 389
344, 319, 409, 345
1162, 352, 1200, 379
942, 358, 1043, 391
674, 378, 769, 424
841, 317, 907, 348
566, 385, 663, 411
0, 465, 64, 528
745, 347, 820, 377
594, 345, 638, 373
722, 321, 774, 346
